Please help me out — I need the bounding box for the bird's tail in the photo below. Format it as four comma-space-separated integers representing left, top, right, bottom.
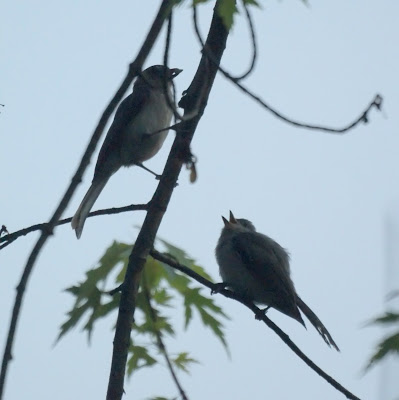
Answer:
296, 295, 340, 351
71, 179, 108, 239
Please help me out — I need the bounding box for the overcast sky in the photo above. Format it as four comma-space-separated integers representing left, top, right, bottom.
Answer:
1, 1, 399, 399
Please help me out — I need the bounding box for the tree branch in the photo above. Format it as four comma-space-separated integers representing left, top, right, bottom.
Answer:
150, 250, 361, 400
192, 4, 383, 134
0, 0, 173, 397
106, 2, 230, 399
141, 272, 189, 400
0, 204, 148, 251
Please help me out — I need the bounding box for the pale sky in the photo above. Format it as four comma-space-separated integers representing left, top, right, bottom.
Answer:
1, 1, 399, 399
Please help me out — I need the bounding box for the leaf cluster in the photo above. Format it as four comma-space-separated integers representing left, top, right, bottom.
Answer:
366, 310, 399, 370
58, 238, 229, 377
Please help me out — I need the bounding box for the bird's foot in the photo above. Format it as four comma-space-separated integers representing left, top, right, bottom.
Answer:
255, 306, 271, 320
136, 162, 161, 179
211, 282, 227, 295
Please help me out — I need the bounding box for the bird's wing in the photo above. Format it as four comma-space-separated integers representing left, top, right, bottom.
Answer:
93, 82, 151, 180
231, 232, 297, 305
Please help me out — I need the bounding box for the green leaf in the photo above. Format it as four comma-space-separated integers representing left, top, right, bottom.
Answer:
367, 312, 399, 326
148, 397, 175, 400
83, 295, 120, 341
217, 0, 238, 30
158, 238, 213, 281
127, 345, 157, 376
57, 286, 102, 342
162, 267, 191, 294
57, 302, 91, 342
134, 313, 175, 337
173, 352, 198, 373
198, 306, 229, 350
99, 241, 131, 271
142, 256, 166, 289
57, 241, 131, 342
183, 287, 229, 350
243, 0, 260, 6
193, 0, 212, 4
365, 332, 399, 370
60, 237, 231, 379
158, 239, 193, 265
152, 288, 173, 306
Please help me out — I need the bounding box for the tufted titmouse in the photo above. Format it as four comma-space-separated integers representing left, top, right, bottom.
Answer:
71, 65, 182, 238
215, 211, 339, 350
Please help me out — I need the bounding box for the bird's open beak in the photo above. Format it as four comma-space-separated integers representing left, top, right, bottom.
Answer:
170, 68, 183, 79
222, 216, 230, 227
222, 211, 238, 227
229, 211, 237, 224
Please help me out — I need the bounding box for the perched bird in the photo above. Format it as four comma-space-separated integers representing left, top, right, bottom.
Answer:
71, 65, 182, 238
215, 211, 339, 351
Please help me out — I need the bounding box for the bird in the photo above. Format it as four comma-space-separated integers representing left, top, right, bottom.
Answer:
215, 211, 339, 351
71, 65, 182, 239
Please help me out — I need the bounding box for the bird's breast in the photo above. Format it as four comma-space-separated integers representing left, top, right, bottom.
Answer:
122, 90, 173, 164
216, 241, 274, 305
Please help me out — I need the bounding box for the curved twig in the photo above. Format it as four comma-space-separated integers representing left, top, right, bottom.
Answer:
192, 4, 382, 134
160, 10, 201, 125
0, 1, 174, 398
162, 11, 182, 122
233, 0, 257, 80
193, 2, 257, 81
150, 250, 361, 400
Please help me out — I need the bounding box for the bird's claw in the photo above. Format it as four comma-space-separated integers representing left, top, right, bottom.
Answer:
254, 306, 270, 320
211, 282, 227, 295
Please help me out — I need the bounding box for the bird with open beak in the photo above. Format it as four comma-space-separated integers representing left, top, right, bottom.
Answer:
215, 211, 339, 351
71, 65, 182, 238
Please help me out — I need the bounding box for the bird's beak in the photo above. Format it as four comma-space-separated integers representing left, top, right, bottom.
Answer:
222, 211, 238, 228
169, 68, 183, 79
222, 216, 230, 227
229, 211, 237, 224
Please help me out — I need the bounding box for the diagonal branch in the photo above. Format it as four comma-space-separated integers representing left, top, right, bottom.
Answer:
141, 272, 189, 400
150, 250, 361, 400
106, 2, 230, 399
192, 4, 382, 134
0, 1, 174, 398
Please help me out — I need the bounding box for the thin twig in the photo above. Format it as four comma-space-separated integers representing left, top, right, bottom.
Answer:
162, 11, 183, 122
0, 1, 173, 398
161, 11, 200, 124
192, 5, 382, 134
231, 0, 257, 80
150, 250, 361, 400
142, 272, 189, 400
0, 204, 148, 251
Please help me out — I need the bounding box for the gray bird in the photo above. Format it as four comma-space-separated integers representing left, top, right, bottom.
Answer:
71, 65, 182, 238
215, 211, 339, 351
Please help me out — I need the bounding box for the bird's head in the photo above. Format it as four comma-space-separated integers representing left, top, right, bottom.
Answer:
221, 211, 256, 232
139, 65, 182, 89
